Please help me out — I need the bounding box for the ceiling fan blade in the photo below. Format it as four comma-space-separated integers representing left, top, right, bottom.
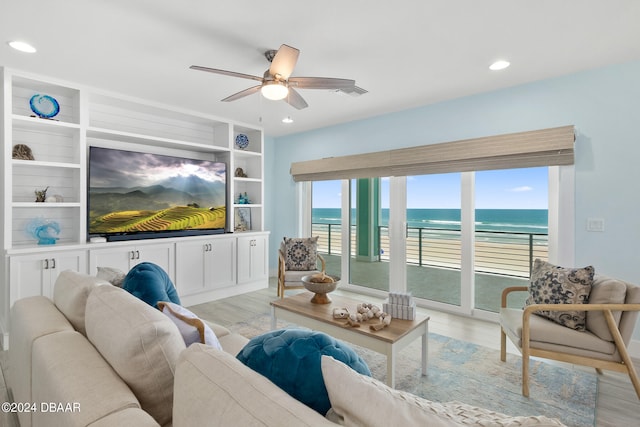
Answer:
269, 44, 300, 80
288, 77, 355, 90
285, 88, 308, 110
190, 65, 263, 82
221, 85, 262, 102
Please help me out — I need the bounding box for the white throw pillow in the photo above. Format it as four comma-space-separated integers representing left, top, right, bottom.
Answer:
158, 301, 222, 350
320, 356, 565, 427
321, 355, 461, 427
96, 266, 126, 287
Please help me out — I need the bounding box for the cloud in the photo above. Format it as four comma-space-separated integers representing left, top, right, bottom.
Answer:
509, 186, 533, 192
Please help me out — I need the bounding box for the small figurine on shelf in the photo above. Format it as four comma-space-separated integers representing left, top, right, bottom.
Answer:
235, 167, 248, 178
237, 192, 251, 204
34, 186, 49, 202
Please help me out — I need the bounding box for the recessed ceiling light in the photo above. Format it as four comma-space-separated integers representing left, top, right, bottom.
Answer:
8, 40, 37, 53
489, 60, 510, 71
282, 116, 293, 124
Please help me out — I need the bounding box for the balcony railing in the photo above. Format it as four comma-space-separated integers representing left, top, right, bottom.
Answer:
312, 223, 548, 278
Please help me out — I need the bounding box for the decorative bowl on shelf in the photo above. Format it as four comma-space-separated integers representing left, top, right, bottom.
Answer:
29, 94, 60, 119
235, 133, 249, 150
302, 274, 340, 304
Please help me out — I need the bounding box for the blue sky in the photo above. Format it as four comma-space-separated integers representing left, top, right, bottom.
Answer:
312, 167, 548, 209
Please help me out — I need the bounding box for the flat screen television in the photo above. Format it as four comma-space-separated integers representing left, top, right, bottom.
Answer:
88, 146, 227, 241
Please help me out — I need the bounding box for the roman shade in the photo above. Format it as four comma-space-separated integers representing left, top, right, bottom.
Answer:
290, 125, 574, 182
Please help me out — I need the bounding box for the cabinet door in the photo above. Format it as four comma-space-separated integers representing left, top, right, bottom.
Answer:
237, 235, 268, 284
9, 250, 87, 304
250, 235, 268, 281
9, 255, 50, 304
48, 251, 88, 287
175, 240, 207, 295
206, 237, 236, 289
89, 247, 134, 275
136, 243, 175, 281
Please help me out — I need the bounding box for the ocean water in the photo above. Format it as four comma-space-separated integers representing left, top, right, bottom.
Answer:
312, 208, 548, 235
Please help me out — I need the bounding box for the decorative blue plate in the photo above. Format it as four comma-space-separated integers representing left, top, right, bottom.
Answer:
29, 94, 60, 119
235, 133, 249, 150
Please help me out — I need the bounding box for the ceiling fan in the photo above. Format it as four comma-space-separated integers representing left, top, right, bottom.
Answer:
190, 44, 359, 110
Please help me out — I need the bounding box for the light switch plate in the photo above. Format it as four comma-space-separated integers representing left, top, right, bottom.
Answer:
586, 218, 605, 232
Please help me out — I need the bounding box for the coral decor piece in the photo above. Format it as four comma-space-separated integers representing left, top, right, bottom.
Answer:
26, 217, 60, 245
34, 186, 49, 202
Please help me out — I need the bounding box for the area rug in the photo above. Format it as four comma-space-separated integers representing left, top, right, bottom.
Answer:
226, 314, 597, 427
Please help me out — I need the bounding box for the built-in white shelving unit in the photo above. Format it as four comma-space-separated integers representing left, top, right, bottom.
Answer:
0, 67, 268, 349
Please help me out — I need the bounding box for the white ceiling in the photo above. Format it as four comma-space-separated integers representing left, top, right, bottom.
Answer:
2, 1, 640, 137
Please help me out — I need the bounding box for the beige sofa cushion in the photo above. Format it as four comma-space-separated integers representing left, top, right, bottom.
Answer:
173, 344, 335, 427
8, 296, 74, 427
32, 330, 144, 427
500, 307, 617, 359
85, 285, 186, 427
53, 269, 109, 336
88, 408, 159, 427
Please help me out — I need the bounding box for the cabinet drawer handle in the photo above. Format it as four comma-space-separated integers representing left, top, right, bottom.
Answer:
43, 259, 49, 269
51, 258, 56, 269
130, 251, 136, 260
136, 250, 140, 260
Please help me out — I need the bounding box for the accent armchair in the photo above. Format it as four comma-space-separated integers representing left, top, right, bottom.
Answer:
500, 274, 640, 399
277, 237, 326, 299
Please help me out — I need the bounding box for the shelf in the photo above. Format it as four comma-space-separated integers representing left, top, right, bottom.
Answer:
12, 114, 81, 130
233, 177, 262, 183
12, 202, 82, 208
13, 160, 81, 169
233, 148, 261, 157
87, 127, 231, 153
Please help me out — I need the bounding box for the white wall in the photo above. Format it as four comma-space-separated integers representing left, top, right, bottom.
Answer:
264, 59, 640, 340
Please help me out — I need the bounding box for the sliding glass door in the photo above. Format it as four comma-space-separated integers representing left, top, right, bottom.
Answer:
311, 180, 342, 278
406, 173, 462, 306
306, 165, 568, 317
349, 178, 390, 292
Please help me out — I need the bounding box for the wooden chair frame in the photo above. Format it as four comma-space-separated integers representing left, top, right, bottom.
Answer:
500, 286, 640, 399
277, 248, 326, 299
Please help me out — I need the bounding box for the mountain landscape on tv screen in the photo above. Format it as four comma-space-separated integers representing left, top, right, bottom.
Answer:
88, 147, 226, 234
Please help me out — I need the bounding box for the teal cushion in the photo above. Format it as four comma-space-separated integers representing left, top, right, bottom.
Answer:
236, 329, 370, 415
122, 262, 180, 308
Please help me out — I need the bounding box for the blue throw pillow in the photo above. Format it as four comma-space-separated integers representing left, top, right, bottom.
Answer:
122, 262, 180, 308
236, 329, 370, 415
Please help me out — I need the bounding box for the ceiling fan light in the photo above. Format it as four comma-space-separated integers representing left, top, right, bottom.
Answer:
261, 81, 289, 100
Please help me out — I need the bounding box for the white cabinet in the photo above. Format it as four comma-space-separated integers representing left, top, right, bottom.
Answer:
88, 242, 175, 280
175, 236, 236, 296
237, 233, 268, 284
9, 250, 87, 303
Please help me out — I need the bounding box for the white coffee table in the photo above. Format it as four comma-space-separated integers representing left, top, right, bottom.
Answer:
270, 292, 429, 388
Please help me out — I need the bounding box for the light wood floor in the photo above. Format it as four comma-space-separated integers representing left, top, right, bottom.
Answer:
189, 282, 640, 427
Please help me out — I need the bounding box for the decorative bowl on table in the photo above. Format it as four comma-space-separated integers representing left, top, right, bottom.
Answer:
302, 274, 340, 304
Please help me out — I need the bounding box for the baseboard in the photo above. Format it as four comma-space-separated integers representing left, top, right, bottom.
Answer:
181, 280, 268, 307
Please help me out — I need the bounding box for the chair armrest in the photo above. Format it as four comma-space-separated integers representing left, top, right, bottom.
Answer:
523, 303, 640, 314
501, 286, 529, 308
278, 249, 286, 276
